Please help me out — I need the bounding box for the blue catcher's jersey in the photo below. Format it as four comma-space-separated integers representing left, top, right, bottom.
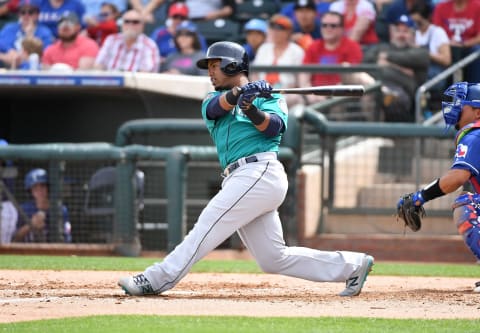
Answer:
201, 92, 288, 169
452, 121, 480, 193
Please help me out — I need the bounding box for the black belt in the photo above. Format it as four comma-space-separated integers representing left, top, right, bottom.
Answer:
223, 155, 258, 177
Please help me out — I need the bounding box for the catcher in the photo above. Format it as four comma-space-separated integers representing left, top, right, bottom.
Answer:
397, 81, 480, 293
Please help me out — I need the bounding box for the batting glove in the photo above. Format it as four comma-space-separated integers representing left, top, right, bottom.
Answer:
238, 88, 257, 111
252, 80, 273, 98
238, 80, 272, 110
397, 190, 426, 210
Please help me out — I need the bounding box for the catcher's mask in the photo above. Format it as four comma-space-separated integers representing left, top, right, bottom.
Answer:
442, 82, 480, 130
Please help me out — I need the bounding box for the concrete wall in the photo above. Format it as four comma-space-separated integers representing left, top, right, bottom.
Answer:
0, 73, 212, 144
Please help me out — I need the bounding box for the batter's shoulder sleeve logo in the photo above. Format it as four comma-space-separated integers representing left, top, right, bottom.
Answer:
455, 143, 468, 159
277, 98, 288, 114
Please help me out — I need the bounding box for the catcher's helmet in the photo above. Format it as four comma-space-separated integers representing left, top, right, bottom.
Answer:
25, 168, 47, 190
442, 82, 480, 129
196, 41, 249, 76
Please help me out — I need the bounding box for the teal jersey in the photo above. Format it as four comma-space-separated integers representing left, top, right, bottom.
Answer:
201, 91, 289, 169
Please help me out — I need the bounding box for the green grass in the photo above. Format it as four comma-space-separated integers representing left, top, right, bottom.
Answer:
1, 316, 479, 333
0, 255, 478, 332
0, 254, 479, 277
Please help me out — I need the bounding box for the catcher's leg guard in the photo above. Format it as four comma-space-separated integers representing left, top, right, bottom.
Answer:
453, 192, 480, 260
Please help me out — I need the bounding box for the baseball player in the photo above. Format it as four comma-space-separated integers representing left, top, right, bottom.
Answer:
13, 168, 72, 243
118, 41, 374, 297
397, 82, 480, 292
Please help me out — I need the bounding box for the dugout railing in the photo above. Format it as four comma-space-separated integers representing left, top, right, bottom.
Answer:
115, 116, 301, 250
0, 143, 169, 256
0, 112, 460, 255
0, 116, 300, 254
414, 50, 480, 123
300, 107, 457, 234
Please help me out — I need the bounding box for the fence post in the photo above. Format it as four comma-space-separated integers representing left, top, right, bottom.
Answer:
48, 161, 64, 242
113, 158, 141, 256
166, 147, 188, 252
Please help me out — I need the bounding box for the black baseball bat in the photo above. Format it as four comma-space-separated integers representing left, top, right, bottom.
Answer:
270, 85, 365, 97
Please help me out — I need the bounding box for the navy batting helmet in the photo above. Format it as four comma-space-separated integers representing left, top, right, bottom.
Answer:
25, 168, 47, 190
442, 82, 480, 129
196, 41, 249, 76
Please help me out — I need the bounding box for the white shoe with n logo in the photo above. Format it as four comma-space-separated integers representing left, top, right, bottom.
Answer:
118, 274, 156, 296
339, 255, 374, 297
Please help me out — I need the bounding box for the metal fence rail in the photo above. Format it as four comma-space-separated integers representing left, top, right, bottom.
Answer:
300, 108, 457, 232
0, 109, 462, 255
0, 143, 169, 256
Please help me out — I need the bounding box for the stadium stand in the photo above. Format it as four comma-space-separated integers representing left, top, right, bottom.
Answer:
235, 0, 280, 23
195, 18, 242, 46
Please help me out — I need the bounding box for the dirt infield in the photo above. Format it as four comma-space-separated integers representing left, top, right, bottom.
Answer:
0, 269, 479, 323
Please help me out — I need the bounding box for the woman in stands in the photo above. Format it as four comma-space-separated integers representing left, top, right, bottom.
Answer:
161, 20, 207, 76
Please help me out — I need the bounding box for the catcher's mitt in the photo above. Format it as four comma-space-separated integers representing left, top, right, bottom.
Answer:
396, 193, 426, 232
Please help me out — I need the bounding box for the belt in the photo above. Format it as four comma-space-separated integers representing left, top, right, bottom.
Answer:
222, 152, 277, 177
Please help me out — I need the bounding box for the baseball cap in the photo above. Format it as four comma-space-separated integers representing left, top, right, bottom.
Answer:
58, 12, 80, 24
168, 2, 189, 18
176, 20, 197, 33
294, 0, 316, 11
244, 18, 267, 34
269, 14, 293, 31
19, 0, 40, 8
395, 14, 415, 29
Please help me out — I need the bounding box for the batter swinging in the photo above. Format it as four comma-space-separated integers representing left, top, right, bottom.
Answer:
118, 41, 374, 297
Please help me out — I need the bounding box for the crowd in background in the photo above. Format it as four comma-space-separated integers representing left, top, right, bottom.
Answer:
0, 0, 479, 120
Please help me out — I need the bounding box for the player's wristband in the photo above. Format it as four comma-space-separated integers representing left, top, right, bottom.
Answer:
225, 88, 240, 105
242, 105, 265, 125
420, 178, 445, 202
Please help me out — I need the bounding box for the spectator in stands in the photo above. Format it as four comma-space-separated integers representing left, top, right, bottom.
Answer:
363, 14, 430, 122
150, 2, 207, 64
0, 139, 18, 245
280, 0, 331, 21
251, 14, 305, 107
38, 0, 86, 37
83, 0, 125, 29
17, 36, 43, 69
0, 0, 53, 69
0, 0, 18, 21
129, 0, 166, 25
13, 168, 72, 243
432, 0, 480, 84
299, 11, 363, 104
290, 0, 322, 51
242, 18, 267, 62
161, 20, 206, 75
185, 0, 235, 21
86, 2, 120, 46
329, 0, 379, 48
41, 12, 99, 70
380, 0, 425, 42
385, 0, 419, 26
94, 9, 160, 72
410, 2, 451, 92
